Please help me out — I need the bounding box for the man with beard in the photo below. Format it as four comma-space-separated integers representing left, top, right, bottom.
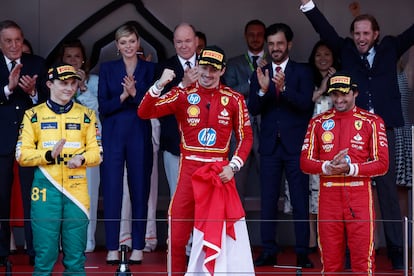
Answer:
223, 19, 270, 202
248, 23, 314, 268
298, 0, 414, 269
300, 72, 389, 275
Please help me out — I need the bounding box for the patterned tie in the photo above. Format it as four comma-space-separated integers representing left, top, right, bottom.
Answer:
275, 66, 282, 98
361, 53, 370, 70
185, 60, 192, 69
252, 56, 259, 71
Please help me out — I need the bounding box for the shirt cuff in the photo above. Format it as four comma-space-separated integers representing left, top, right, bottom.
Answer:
230, 156, 244, 169
258, 89, 266, 96
300, 0, 315, 12
322, 161, 330, 174
4, 85, 12, 98
149, 84, 162, 97
346, 163, 358, 177
30, 90, 38, 104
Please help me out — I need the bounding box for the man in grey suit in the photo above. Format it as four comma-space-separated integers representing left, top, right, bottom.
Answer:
223, 19, 269, 201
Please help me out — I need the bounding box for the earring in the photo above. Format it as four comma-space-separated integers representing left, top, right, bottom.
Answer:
116, 49, 120, 56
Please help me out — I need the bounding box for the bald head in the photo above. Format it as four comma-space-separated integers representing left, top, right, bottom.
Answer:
173, 23, 198, 60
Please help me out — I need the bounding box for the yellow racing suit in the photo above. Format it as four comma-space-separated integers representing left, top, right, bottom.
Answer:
16, 100, 102, 275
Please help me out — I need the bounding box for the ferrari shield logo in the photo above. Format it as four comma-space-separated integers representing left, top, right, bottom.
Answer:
354, 120, 362, 130
221, 96, 229, 106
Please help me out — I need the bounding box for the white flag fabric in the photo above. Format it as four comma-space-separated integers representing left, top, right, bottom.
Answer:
186, 161, 255, 275
186, 219, 255, 275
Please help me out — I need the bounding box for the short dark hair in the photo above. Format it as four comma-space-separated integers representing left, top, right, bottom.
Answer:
23, 39, 33, 54
195, 31, 207, 44
265, 23, 293, 42
244, 19, 266, 34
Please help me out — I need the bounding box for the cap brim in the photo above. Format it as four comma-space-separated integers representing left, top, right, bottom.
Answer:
198, 60, 223, 70
327, 87, 351, 94
59, 73, 81, 80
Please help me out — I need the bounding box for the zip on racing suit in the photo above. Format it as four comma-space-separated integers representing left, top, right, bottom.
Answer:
300, 106, 388, 276
138, 81, 253, 274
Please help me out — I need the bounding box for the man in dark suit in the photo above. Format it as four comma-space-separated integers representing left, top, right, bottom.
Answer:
156, 23, 198, 256
248, 23, 314, 268
299, 0, 414, 269
223, 19, 270, 201
0, 20, 47, 266
156, 22, 199, 198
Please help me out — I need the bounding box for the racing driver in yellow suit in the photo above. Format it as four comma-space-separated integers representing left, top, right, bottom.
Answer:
15, 63, 102, 275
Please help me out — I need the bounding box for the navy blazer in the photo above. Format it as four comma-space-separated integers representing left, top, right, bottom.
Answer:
155, 55, 186, 156
248, 60, 314, 155
98, 58, 154, 120
0, 52, 47, 155
304, 6, 414, 128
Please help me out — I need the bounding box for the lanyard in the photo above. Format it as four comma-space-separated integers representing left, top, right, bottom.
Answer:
244, 53, 267, 72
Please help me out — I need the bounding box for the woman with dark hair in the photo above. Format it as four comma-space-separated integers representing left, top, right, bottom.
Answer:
98, 24, 154, 264
307, 40, 339, 250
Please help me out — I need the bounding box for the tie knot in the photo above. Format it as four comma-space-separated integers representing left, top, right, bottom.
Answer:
275, 66, 282, 73
252, 56, 259, 70
185, 60, 192, 69
361, 53, 371, 69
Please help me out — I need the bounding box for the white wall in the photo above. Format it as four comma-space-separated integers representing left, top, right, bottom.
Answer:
0, 0, 413, 62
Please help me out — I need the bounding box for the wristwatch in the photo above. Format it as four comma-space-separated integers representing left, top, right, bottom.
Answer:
229, 162, 240, 173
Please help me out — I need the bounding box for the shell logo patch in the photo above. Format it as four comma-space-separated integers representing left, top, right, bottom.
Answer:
187, 105, 200, 117
322, 131, 334, 143
220, 108, 229, 117
354, 120, 362, 130
353, 133, 362, 141
322, 119, 335, 131
221, 96, 229, 106
187, 93, 201, 104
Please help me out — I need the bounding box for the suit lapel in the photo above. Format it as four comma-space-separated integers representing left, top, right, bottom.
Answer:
0, 54, 10, 77
174, 55, 185, 78
284, 60, 294, 85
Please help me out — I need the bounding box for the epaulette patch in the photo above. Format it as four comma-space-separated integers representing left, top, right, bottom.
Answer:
84, 114, 91, 124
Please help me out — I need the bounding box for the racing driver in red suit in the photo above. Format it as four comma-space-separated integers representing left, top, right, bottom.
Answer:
300, 72, 389, 276
138, 45, 253, 275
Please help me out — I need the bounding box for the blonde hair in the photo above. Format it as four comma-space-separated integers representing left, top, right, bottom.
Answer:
115, 24, 140, 41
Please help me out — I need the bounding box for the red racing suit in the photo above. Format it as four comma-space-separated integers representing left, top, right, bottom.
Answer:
300, 106, 388, 276
138, 81, 252, 275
